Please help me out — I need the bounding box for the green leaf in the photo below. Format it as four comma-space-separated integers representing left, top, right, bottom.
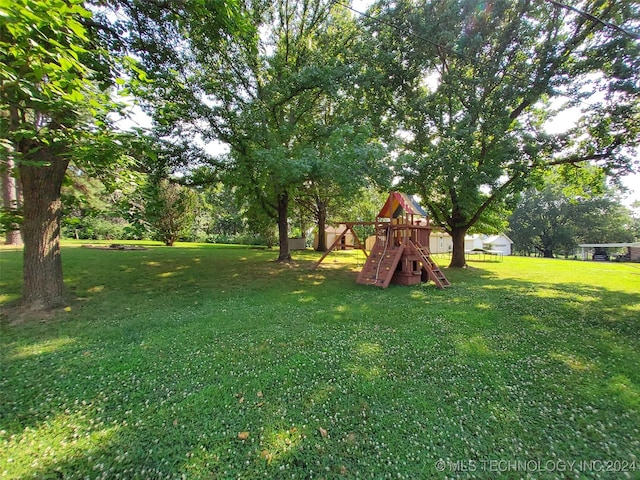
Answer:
66, 18, 87, 41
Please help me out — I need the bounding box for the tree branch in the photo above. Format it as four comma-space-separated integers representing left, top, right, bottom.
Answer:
465, 174, 521, 229
544, 138, 623, 167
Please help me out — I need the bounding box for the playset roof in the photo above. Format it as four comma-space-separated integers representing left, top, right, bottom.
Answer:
377, 192, 427, 218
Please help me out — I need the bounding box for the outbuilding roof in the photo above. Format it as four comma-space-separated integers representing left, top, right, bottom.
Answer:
578, 242, 640, 248
484, 234, 514, 245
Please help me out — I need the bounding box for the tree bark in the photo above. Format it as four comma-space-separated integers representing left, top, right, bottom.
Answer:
2, 157, 23, 246
19, 154, 70, 310
449, 226, 467, 268
537, 234, 554, 258
277, 190, 291, 262
315, 199, 327, 252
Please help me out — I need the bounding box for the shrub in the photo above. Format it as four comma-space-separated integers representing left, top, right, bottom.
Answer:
62, 216, 136, 240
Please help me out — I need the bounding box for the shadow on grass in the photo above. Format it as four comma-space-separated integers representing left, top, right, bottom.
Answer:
1, 250, 639, 478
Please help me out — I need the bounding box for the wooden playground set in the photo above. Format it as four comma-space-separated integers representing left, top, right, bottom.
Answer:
314, 192, 450, 289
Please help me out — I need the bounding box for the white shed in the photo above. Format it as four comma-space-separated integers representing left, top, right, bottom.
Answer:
314, 225, 356, 250
429, 231, 453, 254
464, 234, 485, 252
482, 234, 513, 255
464, 233, 513, 255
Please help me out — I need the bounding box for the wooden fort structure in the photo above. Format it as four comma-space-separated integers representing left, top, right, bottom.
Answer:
314, 192, 450, 289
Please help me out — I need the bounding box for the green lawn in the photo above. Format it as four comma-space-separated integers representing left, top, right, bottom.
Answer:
1, 243, 639, 479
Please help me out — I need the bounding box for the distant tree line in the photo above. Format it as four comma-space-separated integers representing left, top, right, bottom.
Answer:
507, 172, 639, 258
56, 173, 384, 247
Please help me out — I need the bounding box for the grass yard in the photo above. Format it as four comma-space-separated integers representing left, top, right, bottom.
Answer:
1, 242, 639, 479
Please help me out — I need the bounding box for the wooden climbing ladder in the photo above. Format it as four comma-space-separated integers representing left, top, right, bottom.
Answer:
409, 240, 450, 289
356, 242, 404, 288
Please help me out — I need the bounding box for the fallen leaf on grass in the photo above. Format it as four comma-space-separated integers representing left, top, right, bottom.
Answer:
260, 450, 273, 464
237, 431, 250, 440
318, 427, 328, 438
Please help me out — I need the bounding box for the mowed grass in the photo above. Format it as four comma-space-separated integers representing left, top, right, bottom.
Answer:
1, 243, 639, 479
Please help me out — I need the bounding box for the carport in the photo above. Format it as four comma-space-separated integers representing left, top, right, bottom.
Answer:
578, 242, 640, 261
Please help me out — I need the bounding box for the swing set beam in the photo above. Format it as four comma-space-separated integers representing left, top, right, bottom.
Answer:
312, 222, 376, 269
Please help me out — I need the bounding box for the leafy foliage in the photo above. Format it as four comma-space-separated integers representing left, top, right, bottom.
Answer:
0, 0, 122, 159
107, 0, 387, 260
508, 178, 636, 257
0, 0, 131, 309
364, 0, 640, 266
0, 206, 22, 237
144, 178, 200, 246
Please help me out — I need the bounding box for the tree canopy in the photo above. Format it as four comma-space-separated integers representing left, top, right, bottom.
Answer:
362, 0, 639, 266
98, 0, 639, 265
108, 0, 390, 260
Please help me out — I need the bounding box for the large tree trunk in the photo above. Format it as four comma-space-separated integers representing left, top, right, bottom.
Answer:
315, 200, 327, 252
537, 235, 554, 258
277, 190, 291, 262
19, 155, 70, 310
2, 157, 23, 246
449, 226, 467, 268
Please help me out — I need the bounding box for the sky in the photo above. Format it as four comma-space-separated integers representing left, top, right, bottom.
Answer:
621, 175, 639, 208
